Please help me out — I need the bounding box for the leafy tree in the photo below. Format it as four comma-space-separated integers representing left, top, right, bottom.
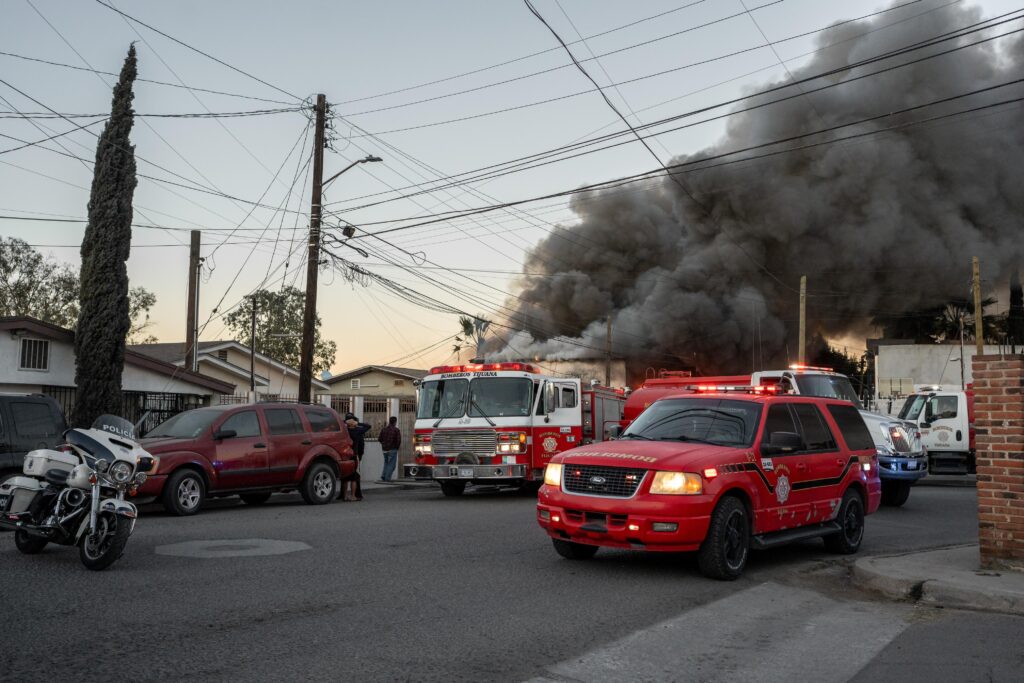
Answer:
73, 45, 138, 427
873, 297, 1002, 344
223, 286, 336, 374
0, 237, 158, 342
453, 315, 491, 360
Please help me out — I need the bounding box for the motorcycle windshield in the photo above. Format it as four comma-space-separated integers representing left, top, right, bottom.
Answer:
65, 429, 120, 464
92, 414, 136, 442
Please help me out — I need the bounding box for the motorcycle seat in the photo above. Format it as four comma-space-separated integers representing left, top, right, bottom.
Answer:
44, 469, 69, 486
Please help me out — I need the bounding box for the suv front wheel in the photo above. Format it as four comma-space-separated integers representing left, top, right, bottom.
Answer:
163, 469, 205, 516
698, 496, 750, 581
301, 462, 337, 505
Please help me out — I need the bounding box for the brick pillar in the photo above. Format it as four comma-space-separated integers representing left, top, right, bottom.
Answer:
972, 355, 1024, 570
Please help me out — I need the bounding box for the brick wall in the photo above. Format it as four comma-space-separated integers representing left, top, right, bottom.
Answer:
972, 355, 1024, 570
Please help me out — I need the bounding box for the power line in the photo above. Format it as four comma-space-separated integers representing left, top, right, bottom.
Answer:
0, 107, 305, 118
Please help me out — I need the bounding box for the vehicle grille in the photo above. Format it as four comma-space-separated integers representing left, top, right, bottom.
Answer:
563, 465, 646, 497
431, 429, 497, 458
891, 424, 922, 454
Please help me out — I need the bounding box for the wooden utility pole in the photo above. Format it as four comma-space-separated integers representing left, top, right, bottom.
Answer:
298, 94, 327, 403
605, 315, 612, 387
973, 256, 984, 358
184, 230, 202, 372
798, 275, 807, 364
250, 297, 257, 396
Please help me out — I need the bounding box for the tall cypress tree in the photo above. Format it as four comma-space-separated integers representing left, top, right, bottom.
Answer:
73, 45, 138, 427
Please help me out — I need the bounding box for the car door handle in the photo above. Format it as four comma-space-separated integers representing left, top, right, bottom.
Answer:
836, 458, 845, 466
301, 440, 312, 445
254, 443, 266, 449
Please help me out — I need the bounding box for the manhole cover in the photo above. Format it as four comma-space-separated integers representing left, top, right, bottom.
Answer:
155, 538, 311, 559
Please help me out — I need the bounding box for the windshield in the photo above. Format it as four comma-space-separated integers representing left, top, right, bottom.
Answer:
146, 409, 220, 439
92, 414, 136, 441
794, 374, 862, 408
898, 394, 928, 421
468, 378, 533, 417
417, 379, 469, 419
622, 398, 762, 447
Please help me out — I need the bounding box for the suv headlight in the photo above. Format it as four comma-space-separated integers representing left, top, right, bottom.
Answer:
109, 461, 133, 484
544, 463, 562, 487
650, 471, 703, 495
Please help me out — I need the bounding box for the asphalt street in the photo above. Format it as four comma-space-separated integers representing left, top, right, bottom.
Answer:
1, 484, 1021, 682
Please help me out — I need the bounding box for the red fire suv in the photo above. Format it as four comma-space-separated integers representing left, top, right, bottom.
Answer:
537, 387, 881, 580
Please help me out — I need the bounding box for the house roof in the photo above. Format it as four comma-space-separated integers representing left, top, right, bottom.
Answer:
0, 317, 234, 394
325, 365, 428, 384
129, 339, 330, 390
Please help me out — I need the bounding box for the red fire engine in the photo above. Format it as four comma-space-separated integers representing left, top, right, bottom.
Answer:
404, 362, 625, 496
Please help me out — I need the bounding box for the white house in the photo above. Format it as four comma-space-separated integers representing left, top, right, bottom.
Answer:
129, 340, 330, 400
0, 316, 234, 428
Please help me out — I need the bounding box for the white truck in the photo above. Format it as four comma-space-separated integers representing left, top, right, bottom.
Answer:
895, 387, 975, 475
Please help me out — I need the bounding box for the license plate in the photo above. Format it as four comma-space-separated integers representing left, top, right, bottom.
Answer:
0, 494, 9, 512
459, 467, 474, 478
907, 461, 918, 470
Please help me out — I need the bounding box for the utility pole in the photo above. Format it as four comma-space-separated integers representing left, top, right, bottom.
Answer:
184, 230, 201, 372
973, 256, 984, 359
798, 275, 807, 364
605, 315, 612, 387
299, 94, 327, 404
250, 297, 257, 397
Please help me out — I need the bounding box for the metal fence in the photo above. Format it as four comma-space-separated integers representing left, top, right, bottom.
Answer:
42, 385, 206, 435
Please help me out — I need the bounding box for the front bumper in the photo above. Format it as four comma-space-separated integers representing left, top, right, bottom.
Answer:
877, 455, 928, 481
536, 485, 712, 552
404, 463, 528, 481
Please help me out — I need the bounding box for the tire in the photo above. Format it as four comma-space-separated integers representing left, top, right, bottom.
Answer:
162, 469, 205, 516
697, 496, 750, 581
440, 481, 466, 497
240, 492, 272, 505
824, 489, 866, 554
0, 471, 17, 532
881, 481, 911, 507
300, 462, 337, 505
79, 513, 131, 571
552, 538, 598, 560
14, 530, 47, 555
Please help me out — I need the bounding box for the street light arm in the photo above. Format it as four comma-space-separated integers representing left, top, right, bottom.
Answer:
322, 154, 383, 188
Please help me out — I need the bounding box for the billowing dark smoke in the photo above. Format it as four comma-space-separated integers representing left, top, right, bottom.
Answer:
496, 2, 1024, 372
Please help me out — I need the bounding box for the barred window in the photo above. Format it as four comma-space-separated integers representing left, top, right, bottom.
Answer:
19, 338, 49, 371
364, 399, 388, 413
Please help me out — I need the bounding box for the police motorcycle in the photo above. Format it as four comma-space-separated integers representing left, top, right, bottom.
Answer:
0, 414, 156, 570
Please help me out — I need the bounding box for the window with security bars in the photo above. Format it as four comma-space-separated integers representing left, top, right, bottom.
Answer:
364, 399, 388, 413
19, 338, 49, 371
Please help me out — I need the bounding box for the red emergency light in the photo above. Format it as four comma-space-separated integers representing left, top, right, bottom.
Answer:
429, 362, 538, 375
693, 384, 779, 394
789, 364, 834, 372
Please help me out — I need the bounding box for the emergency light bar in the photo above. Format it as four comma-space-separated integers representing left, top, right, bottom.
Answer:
429, 362, 538, 374
693, 384, 780, 394
788, 364, 835, 372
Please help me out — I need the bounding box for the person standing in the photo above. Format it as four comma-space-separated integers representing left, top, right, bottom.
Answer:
378, 416, 401, 482
344, 413, 371, 501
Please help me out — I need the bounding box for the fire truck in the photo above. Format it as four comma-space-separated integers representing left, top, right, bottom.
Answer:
404, 362, 625, 496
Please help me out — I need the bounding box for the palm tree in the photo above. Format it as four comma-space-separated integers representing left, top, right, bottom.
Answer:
453, 315, 491, 361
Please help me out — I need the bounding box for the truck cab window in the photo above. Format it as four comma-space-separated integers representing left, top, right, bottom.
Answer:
927, 396, 958, 421
559, 386, 577, 409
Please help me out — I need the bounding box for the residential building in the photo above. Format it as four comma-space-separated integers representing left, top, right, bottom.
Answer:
129, 340, 330, 400
0, 316, 233, 430
870, 339, 1008, 400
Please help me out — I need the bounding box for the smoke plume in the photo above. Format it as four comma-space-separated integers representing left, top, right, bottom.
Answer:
496, 2, 1024, 373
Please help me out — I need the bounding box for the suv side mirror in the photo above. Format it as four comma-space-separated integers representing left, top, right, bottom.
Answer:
544, 383, 557, 415
763, 431, 802, 455
213, 429, 237, 441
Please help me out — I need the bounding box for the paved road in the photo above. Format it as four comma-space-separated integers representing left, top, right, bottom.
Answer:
1, 484, 1020, 682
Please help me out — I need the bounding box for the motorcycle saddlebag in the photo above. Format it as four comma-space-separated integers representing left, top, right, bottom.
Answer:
0, 476, 42, 513
23, 449, 78, 478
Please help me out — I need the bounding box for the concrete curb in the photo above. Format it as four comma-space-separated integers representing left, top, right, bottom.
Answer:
852, 545, 1024, 616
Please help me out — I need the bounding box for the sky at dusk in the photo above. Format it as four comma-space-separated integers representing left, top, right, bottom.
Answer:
2, 0, 1018, 375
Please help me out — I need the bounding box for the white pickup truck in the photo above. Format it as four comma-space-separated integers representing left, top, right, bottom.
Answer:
895, 388, 974, 475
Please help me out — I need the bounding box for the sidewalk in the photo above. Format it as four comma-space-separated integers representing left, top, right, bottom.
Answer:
853, 544, 1024, 615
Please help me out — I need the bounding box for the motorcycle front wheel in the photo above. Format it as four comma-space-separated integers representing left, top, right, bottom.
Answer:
79, 513, 130, 571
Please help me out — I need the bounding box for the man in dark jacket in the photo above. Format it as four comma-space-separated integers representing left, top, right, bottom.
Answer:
344, 413, 371, 501
377, 416, 401, 482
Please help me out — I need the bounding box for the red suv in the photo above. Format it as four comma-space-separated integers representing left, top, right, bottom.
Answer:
537, 389, 881, 579
137, 403, 357, 516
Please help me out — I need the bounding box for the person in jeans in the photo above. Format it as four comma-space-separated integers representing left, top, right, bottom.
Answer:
344, 413, 371, 501
378, 416, 401, 482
